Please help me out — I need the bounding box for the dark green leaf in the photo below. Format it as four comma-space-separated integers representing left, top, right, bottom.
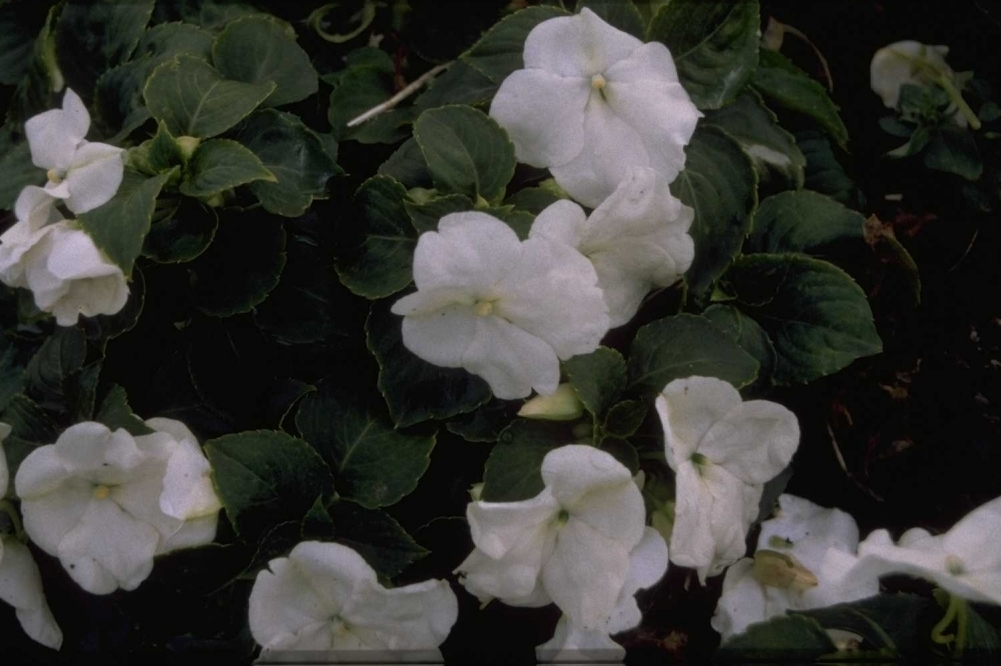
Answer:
0, 127, 45, 210
670, 126, 757, 295
602, 400, 648, 438
446, 399, 518, 443
144, 54, 275, 138
0, 5, 41, 86
597, 435, 640, 474
578, 0, 645, 38
0, 340, 26, 413
237, 109, 338, 217
26, 327, 86, 411
461, 6, 569, 84
704, 90, 806, 188
648, 0, 759, 110
295, 384, 435, 509
481, 420, 567, 501
192, 214, 287, 317
414, 105, 516, 203
752, 49, 849, 150
413, 60, 497, 112
923, 125, 984, 180
377, 137, 432, 189
95, 384, 154, 436
322, 499, 430, 579
505, 186, 565, 215
145, 120, 186, 173
78, 169, 170, 277
746, 190, 865, 255
366, 300, 491, 428
142, 200, 219, 264
404, 193, 475, 234
205, 429, 334, 539
7, 6, 61, 124
703, 303, 777, 388
563, 347, 627, 418
1, 393, 58, 445
334, 175, 416, 299
715, 254, 882, 384
796, 129, 858, 206
212, 14, 318, 108
179, 138, 274, 198
326, 48, 412, 144
627, 313, 759, 395
717, 613, 836, 658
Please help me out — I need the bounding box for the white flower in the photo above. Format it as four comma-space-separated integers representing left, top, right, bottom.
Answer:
711, 495, 880, 642
0, 186, 62, 288
870, 40, 970, 128
14, 419, 221, 594
391, 212, 609, 400
530, 166, 694, 327
456, 445, 652, 630
0, 422, 63, 650
248, 540, 458, 656
536, 615, 626, 663
853, 495, 1001, 605
490, 8, 701, 208
656, 376, 800, 583
24, 88, 124, 214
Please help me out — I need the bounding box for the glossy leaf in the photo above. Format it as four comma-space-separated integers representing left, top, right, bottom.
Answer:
179, 138, 274, 198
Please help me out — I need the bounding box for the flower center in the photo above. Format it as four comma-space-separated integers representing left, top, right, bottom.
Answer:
690, 452, 709, 467
556, 509, 570, 527
945, 554, 965, 576
46, 168, 66, 184
93, 485, 111, 500
590, 74, 607, 91
473, 300, 494, 317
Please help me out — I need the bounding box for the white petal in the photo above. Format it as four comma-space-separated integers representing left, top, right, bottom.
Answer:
529, 199, 588, 248
19, 477, 92, 558
524, 8, 643, 77
940, 496, 1001, 574
53, 421, 145, 479
536, 614, 625, 663
462, 314, 561, 399
606, 527, 669, 634
0, 537, 63, 649
398, 301, 478, 368
603, 41, 681, 84
489, 69, 590, 167
14, 186, 62, 231
47, 271, 129, 325
455, 543, 553, 607
346, 578, 458, 651
150, 419, 221, 520
411, 212, 521, 293
656, 376, 743, 469
0, 219, 56, 289
799, 548, 880, 609
467, 489, 560, 559
698, 400, 800, 486
24, 89, 90, 171
63, 141, 125, 214
757, 494, 860, 571
711, 558, 776, 642
43, 226, 120, 281
249, 555, 336, 651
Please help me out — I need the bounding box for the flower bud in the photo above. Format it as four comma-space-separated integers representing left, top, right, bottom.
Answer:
176, 136, 201, 160
752, 549, 818, 592
517, 384, 584, 421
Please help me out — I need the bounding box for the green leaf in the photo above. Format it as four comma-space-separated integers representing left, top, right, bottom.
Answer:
703, 303, 777, 387
481, 420, 567, 502
752, 49, 849, 150
142, 200, 218, 264
648, 0, 759, 110
563, 347, 627, 418
296, 385, 435, 509
446, 399, 518, 443
7, 5, 61, 125
505, 185, 566, 215
95, 22, 214, 137
212, 14, 318, 108
82, 267, 146, 342
795, 593, 931, 654
0, 5, 42, 86
26, 327, 86, 412
54, 0, 155, 96
325, 48, 411, 145
192, 213, 287, 317
1, 393, 58, 444
0, 339, 26, 413
179, 138, 274, 198
923, 125, 984, 180
334, 175, 416, 299
319, 499, 429, 579
413, 105, 516, 203
145, 120, 186, 173
717, 613, 836, 658
144, 54, 275, 138
704, 90, 806, 188
627, 313, 759, 395
715, 254, 882, 384
461, 6, 569, 84
377, 137, 432, 189
670, 126, 757, 295
405, 193, 474, 234
578, 0, 645, 38
205, 429, 334, 539
0, 127, 45, 210
366, 300, 491, 428
78, 169, 170, 277
746, 189, 865, 255
413, 60, 497, 112
596, 435, 640, 474
236, 109, 338, 217
95, 384, 154, 436
796, 129, 858, 206
602, 400, 648, 438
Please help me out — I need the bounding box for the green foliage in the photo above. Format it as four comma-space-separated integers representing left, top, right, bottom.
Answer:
461, 5, 568, 85
746, 190, 865, 255
703, 303, 777, 388
578, 0, 645, 38
178, 138, 274, 198
326, 47, 412, 145
481, 420, 567, 502
648, 0, 760, 110
563, 346, 627, 418
94, 384, 154, 436
142, 200, 219, 263
0, 127, 43, 210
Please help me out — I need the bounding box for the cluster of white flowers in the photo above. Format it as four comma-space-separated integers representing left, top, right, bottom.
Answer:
394, 8, 701, 401
0, 89, 127, 326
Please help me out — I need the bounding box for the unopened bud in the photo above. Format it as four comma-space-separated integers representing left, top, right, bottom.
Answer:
176, 136, 201, 160
518, 384, 584, 421
752, 549, 818, 592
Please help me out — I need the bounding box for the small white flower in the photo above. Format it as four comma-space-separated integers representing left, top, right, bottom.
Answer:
0, 423, 63, 650
24, 88, 124, 214
490, 8, 701, 207
711, 494, 879, 642
20, 222, 129, 326
854, 495, 1001, 605
248, 540, 458, 656
14, 419, 221, 594
656, 376, 800, 583
456, 445, 652, 630
870, 40, 969, 127
0, 186, 62, 289
392, 212, 609, 400
530, 166, 694, 327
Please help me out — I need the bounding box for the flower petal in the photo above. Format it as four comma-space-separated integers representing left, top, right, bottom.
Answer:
462, 314, 561, 399
398, 301, 478, 368
536, 614, 625, 663
698, 399, 800, 486
454, 543, 553, 607
346, 578, 458, 651
18, 476, 91, 556
603, 41, 681, 84
490, 69, 590, 167
467, 489, 560, 559
710, 558, 775, 641
524, 8, 643, 77
656, 376, 743, 469
24, 89, 90, 171
529, 199, 588, 248
757, 494, 860, 571
606, 527, 668, 634
412, 212, 521, 293
0, 537, 63, 649
63, 141, 125, 214
249, 555, 335, 651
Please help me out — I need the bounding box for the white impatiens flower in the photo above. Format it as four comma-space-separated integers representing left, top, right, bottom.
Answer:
391, 212, 609, 400
456, 445, 658, 631
14, 419, 222, 594
0, 186, 62, 288
0, 422, 63, 650
711, 495, 880, 642
530, 166, 694, 327
853, 495, 1001, 605
24, 88, 124, 214
248, 540, 458, 657
490, 8, 701, 208
656, 376, 800, 583
870, 40, 974, 128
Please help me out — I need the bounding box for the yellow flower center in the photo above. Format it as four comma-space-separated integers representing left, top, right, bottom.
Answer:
590, 74, 607, 90
46, 168, 65, 184
93, 485, 111, 500
945, 554, 965, 575
474, 300, 494, 317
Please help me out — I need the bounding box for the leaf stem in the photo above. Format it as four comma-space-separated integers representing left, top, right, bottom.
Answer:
346, 63, 451, 128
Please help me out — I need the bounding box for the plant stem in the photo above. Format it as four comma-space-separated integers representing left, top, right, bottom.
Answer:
346, 63, 451, 128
